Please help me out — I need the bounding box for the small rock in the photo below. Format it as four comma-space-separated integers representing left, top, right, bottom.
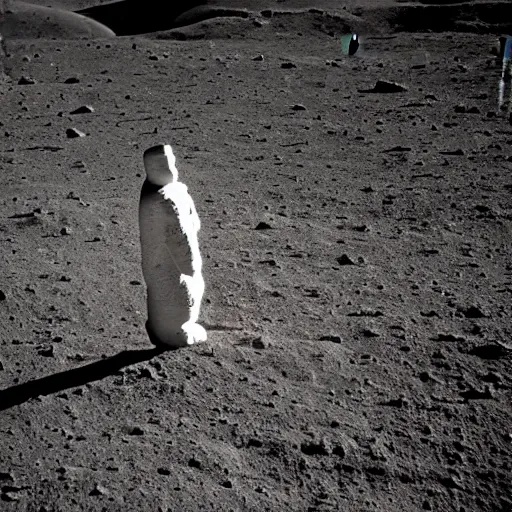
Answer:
252, 337, 267, 350
149, 55, 159, 61
89, 484, 108, 496
66, 128, 86, 139
460, 305, 486, 318
157, 468, 171, 475
0, 290, 6, 301
281, 62, 296, 69
64, 77, 80, 84
60, 227, 72, 236
221, 480, 233, 488
290, 104, 307, 111
128, 426, 144, 436
255, 221, 272, 230
362, 80, 408, 93
18, 76, 37, 85
454, 104, 466, 113
38, 345, 54, 357
469, 344, 509, 360
336, 254, 355, 265
440, 148, 465, 156
252, 54, 264, 61
319, 335, 342, 344
70, 105, 94, 115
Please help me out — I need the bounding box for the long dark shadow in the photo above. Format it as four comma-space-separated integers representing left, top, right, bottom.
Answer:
0, 347, 168, 412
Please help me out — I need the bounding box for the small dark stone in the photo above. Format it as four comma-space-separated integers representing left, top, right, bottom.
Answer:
362, 80, 408, 93
319, 335, 342, 344
64, 77, 80, 84
0, 290, 6, 301
221, 480, 233, 488
255, 221, 272, 230
18, 76, 37, 85
469, 344, 509, 360
157, 468, 170, 475
336, 254, 355, 265
89, 484, 107, 496
291, 104, 307, 111
66, 128, 86, 139
128, 426, 144, 436
460, 305, 486, 318
252, 337, 267, 349
281, 62, 296, 69
70, 105, 94, 115
188, 457, 202, 469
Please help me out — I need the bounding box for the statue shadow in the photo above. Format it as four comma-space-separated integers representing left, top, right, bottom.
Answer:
0, 347, 169, 412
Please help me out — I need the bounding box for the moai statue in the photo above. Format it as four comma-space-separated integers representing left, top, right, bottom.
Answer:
139, 144, 207, 348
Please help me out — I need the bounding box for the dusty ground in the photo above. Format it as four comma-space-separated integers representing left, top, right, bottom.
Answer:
0, 1, 511, 511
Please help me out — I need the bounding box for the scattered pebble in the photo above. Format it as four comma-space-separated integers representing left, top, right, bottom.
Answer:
64, 77, 80, 84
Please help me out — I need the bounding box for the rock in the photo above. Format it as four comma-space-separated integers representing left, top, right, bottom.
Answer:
255, 221, 272, 230
336, 254, 355, 265
64, 77, 80, 84
157, 468, 171, 475
149, 55, 159, 61
0, 290, 5, 301
454, 104, 466, 113
18, 76, 37, 85
128, 426, 144, 435
70, 105, 94, 115
291, 104, 307, 111
362, 329, 380, 338
440, 148, 465, 156
360, 80, 408, 93
60, 227, 72, 236
66, 128, 86, 138
38, 345, 54, 357
469, 344, 509, 360
300, 439, 331, 456
460, 305, 486, 318
252, 337, 268, 349
281, 62, 296, 69
319, 335, 342, 344
252, 55, 264, 61
89, 484, 108, 496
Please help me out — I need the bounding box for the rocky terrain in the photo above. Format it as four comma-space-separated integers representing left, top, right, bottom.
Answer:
0, 1, 511, 510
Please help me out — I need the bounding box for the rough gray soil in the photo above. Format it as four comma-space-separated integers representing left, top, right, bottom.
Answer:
0, 1, 511, 511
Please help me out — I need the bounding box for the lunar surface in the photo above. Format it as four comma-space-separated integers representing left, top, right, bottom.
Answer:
0, 1, 511, 511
